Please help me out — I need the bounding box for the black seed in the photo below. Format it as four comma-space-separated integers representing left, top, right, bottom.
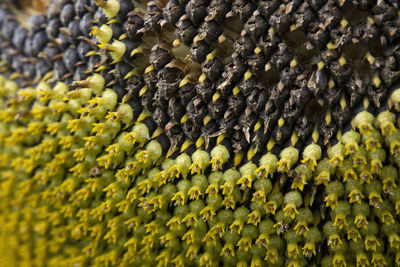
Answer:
219, 111, 236, 136
143, 69, 158, 90
68, 20, 82, 43
11, 54, 24, 73
238, 76, 258, 97
46, 18, 62, 39
79, 13, 93, 37
182, 120, 201, 139
206, 0, 229, 23
260, 100, 280, 130
272, 121, 293, 145
117, 0, 135, 19
164, 0, 184, 24
308, 23, 329, 50
140, 88, 156, 112
322, 85, 342, 107
367, 85, 387, 109
168, 97, 185, 122
234, 34, 255, 58
63, 47, 79, 72
258, 1, 279, 19
60, 4, 75, 26
41, 45, 60, 65
74, 0, 89, 17
94, 8, 107, 25
319, 4, 341, 30
178, 83, 196, 105
232, 130, 250, 152
150, 44, 172, 70
247, 89, 267, 113
228, 93, 246, 115
56, 34, 71, 51
245, 12, 267, 40
329, 61, 352, 85
232, 0, 255, 22
248, 52, 267, 74
294, 115, 314, 142
197, 20, 221, 45
54, 59, 68, 80
153, 88, 168, 107
73, 65, 88, 82
290, 87, 312, 108
157, 66, 184, 98
77, 40, 91, 61
269, 10, 291, 35
144, 2, 163, 32
3, 19, 19, 40
270, 44, 293, 71
109, 23, 123, 40
186, 0, 209, 26
208, 98, 226, 119
196, 78, 214, 102
46, 3, 59, 19
123, 11, 144, 41
29, 15, 46, 33
153, 107, 168, 128
187, 99, 207, 124
22, 62, 36, 80
36, 59, 51, 78
190, 41, 210, 63
112, 83, 126, 101
176, 15, 197, 45
280, 66, 301, 88
32, 31, 48, 55
23, 37, 34, 57
12, 26, 27, 51
202, 57, 223, 82
258, 31, 281, 59
306, 0, 325, 11
283, 101, 302, 124
319, 119, 337, 144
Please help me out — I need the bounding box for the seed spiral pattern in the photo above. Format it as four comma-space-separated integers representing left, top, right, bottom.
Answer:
0, 0, 400, 266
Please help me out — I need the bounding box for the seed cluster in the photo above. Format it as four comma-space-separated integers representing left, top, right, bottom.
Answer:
0, 0, 400, 267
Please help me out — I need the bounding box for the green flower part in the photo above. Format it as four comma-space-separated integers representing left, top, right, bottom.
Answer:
292, 164, 312, 191
315, 158, 335, 186
385, 129, 400, 156
255, 153, 278, 178
293, 208, 313, 236
125, 123, 150, 147
301, 143, 321, 170
91, 25, 113, 43
187, 174, 208, 200
352, 202, 370, 229
341, 130, 360, 155
209, 145, 230, 171
367, 148, 386, 175
168, 153, 191, 179
189, 149, 209, 174
353, 110, 375, 134
205, 171, 223, 197
237, 162, 257, 190
365, 180, 383, 208
277, 146, 299, 173
251, 178, 272, 205
303, 227, 321, 258
95, 0, 120, 19
380, 165, 398, 194
283, 191, 303, 219
375, 110, 396, 136
264, 192, 283, 215
332, 201, 350, 230
324, 181, 344, 210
